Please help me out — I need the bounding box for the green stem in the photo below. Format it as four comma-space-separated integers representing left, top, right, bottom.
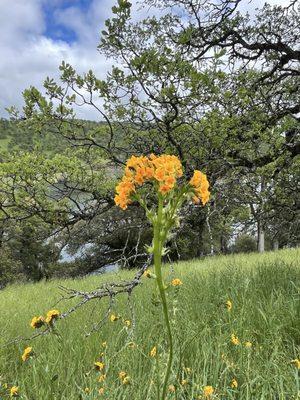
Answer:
156, 352, 161, 400
153, 195, 173, 400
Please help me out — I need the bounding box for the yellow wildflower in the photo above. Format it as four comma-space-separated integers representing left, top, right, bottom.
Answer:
291, 359, 300, 369
94, 362, 105, 371
150, 346, 157, 358
181, 379, 188, 386
168, 384, 176, 393
21, 346, 33, 362
203, 385, 214, 398
45, 309, 60, 324
98, 387, 104, 395
231, 334, 240, 346
10, 386, 19, 397
183, 367, 191, 374
171, 278, 183, 287
231, 378, 238, 389
124, 320, 131, 327
110, 314, 119, 322
101, 341, 107, 348
30, 316, 44, 329
122, 376, 130, 385
225, 300, 232, 311
84, 387, 90, 394
143, 269, 152, 278
98, 374, 106, 383
245, 341, 252, 348
119, 371, 127, 380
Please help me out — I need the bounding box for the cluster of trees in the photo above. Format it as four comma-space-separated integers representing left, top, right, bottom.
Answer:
0, 0, 299, 286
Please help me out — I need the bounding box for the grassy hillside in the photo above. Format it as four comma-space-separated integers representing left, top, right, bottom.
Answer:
0, 249, 299, 399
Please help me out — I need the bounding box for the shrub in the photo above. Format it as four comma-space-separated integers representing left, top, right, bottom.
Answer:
233, 234, 257, 253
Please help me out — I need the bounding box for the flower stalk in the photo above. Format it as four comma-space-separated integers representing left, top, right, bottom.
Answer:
153, 194, 174, 400
114, 154, 210, 399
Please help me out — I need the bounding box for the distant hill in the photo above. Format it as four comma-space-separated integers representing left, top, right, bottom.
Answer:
0, 118, 108, 155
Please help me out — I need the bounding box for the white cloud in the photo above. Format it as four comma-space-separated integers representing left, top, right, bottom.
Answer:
0, 0, 116, 119
237, 0, 292, 16
0, 0, 44, 42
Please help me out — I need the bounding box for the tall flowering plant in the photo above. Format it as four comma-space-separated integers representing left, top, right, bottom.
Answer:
115, 154, 210, 400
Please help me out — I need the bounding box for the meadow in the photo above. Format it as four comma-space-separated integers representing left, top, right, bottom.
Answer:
0, 248, 299, 399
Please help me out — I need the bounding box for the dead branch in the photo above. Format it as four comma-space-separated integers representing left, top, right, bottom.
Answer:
5, 255, 152, 346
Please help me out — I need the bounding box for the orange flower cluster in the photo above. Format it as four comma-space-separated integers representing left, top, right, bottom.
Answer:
189, 170, 210, 205
114, 176, 135, 210
150, 154, 183, 194
114, 154, 183, 210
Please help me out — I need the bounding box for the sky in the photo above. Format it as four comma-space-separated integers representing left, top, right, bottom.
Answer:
0, 0, 290, 120
0, 0, 117, 119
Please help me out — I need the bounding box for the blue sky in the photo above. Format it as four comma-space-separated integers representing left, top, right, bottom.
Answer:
43, 0, 95, 43
43, 2, 79, 43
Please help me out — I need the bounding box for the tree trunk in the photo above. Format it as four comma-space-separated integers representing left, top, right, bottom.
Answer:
257, 220, 265, 253
206, 208, 214, 256
220, 234, 228, 254
257, 176, 266, 253
273, 239, 279, 251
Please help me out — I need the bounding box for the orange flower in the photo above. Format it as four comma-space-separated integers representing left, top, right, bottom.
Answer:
154, 168, 166, 182
115, 154, 184, 209
145, 166, 154, 179
114, 177, 135, 210
114, 155, 210, 209
189, 170, 210, 205
165, 175, 176, 186
159, 184, 172, 195
135, 173, 145, 185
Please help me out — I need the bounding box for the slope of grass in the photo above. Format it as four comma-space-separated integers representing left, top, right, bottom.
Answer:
0, 249, 299, 399
0, 137, 10, 151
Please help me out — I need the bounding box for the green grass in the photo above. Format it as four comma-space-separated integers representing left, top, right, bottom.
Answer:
0, 249, 299, 399
0, 137, 10, 151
